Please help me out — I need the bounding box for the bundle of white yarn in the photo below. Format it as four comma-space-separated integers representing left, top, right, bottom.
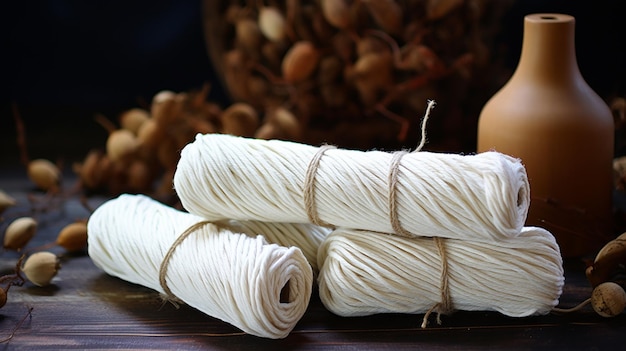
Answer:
173, 133, 530, 242
87, 194, 314, 339
87, 106, 564, 338
169, 130, 564, 327
317, 226, 564, 323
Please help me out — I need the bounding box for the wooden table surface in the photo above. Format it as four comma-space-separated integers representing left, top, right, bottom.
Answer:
1, 168, 625, 351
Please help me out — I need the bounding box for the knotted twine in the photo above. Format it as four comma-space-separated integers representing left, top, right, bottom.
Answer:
316, 226, 564, 325
87, 194, 314, 339
173, 134, 530, 242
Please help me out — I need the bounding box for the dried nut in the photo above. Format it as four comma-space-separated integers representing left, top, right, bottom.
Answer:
3, 217, 37, 251
120, 108, 150, 135
22, 251, 60, 287
281, 41, 320, 83
591, 282, 626, 317
320, 0, 351, 30
427, 0, 464, 20
270, 107, 301, 140
137, 118, 165, 150
27, 159, 60, 191
56, 221, 88, 252
127, 160, 154, 193
235, 18, 263, 54
76, 150, 105, 189
254, 122, 281, 140
106, 129, 138, 162
151, 90, 183, 126
0, 190, 16, 215
361, 0, 403, 35
220, 103, 259, 137
258, 6, 286, 42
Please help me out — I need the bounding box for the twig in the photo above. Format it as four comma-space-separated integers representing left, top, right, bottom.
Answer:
0, 306, 34, 343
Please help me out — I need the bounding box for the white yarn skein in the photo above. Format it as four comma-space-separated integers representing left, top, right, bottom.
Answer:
317, 226, 564, 320
173, 133, 530, 242
87, 194, 313, 339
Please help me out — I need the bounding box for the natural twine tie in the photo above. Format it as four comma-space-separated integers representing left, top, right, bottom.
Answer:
158, 220, 213, 304
304, 144, 337, 227
421, 236, 453, 328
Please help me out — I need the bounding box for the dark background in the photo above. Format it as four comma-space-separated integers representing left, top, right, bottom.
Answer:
1, 0, 625, 168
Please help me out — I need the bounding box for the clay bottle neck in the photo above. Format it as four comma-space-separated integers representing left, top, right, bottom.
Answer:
512, 14, 583, 85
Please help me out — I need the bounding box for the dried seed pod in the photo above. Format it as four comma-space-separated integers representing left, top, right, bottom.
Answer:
396, 44, 431, 72
261, 42, 282, 69
427, 0, 464, 20
22, 251, 60, 287
56, 221, 88, 252
311, 7, 335, 41
350, 51, 394, 106
591, 282, 626, 317
361, 0, 403, 35
317, 56, 343, 85
320, 83, 349, 108
76, 150, 105, 189
235, 18, 263, 56
246, 75, 270, 105
356, 35, 388, 58
156, 168, 177, 198
254, 122, 281, 140
258, 6, 286, 42
106, 129, 138, 163
256, 106, 301, 141
137, 118, 166, 150
157, 136, 180, 170
320, 0, 351, 30
220, 102, 260, 137
611, 97, 626, 126
151, 91, 184, 127
587, 235, 626, 287
186, 116, 217, 135
272, 107, 301, 140
3, 217, 37, 251
27, 159, 61, 191
127, 159, 155, 193
120, 108, 150, 135
223, 49, 253, 101
0, 190, 16, 215
281, 41, 320, 83
332, 32, 355, 63
290, 4, 317, 42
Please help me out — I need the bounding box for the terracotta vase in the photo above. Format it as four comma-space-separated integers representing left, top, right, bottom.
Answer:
477, 14, 614, 258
